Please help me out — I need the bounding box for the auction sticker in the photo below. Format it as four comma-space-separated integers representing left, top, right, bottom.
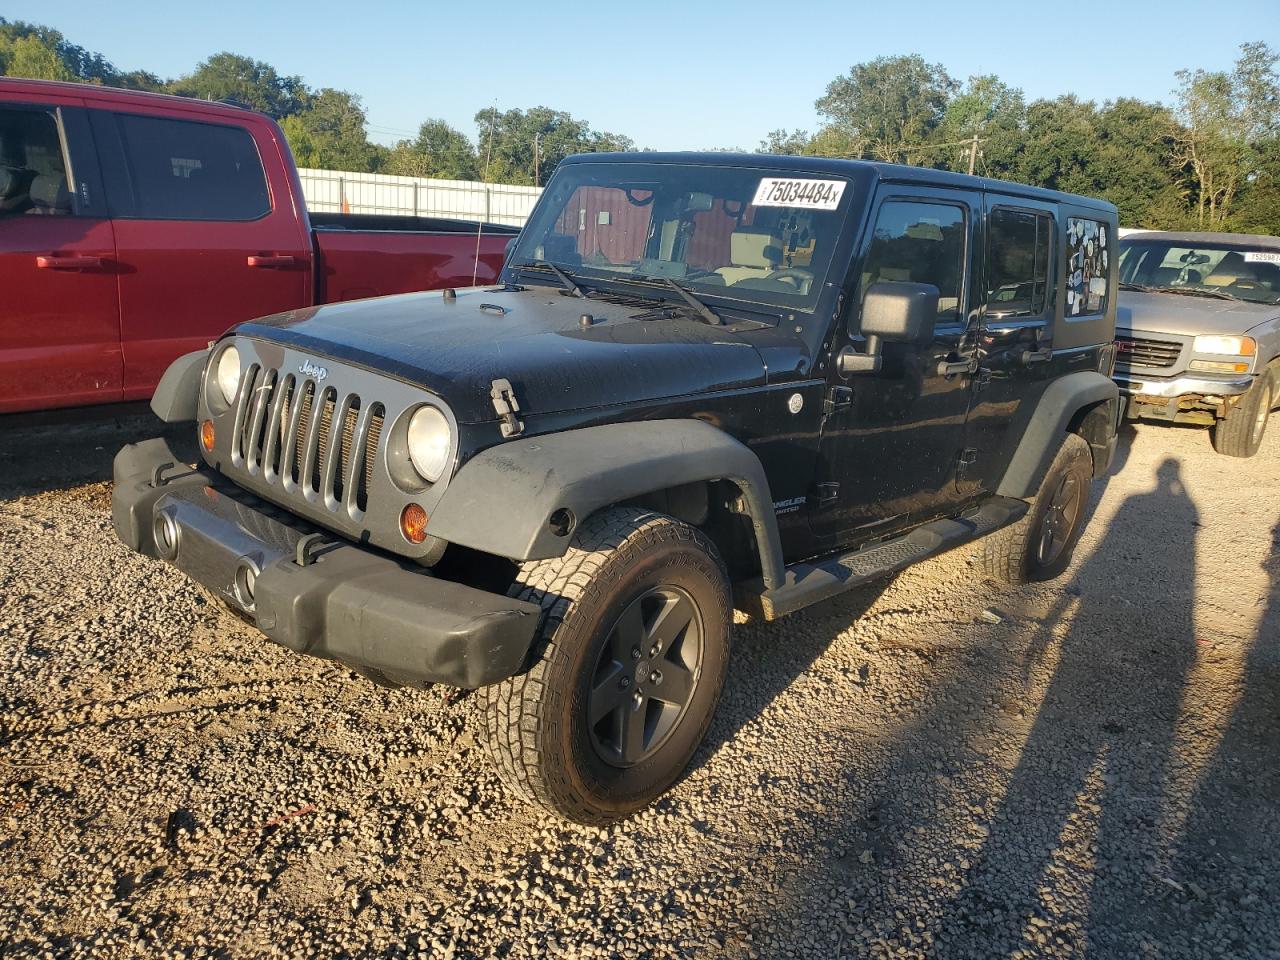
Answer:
1244, 251, 1280, 264
753, 178, 845, 210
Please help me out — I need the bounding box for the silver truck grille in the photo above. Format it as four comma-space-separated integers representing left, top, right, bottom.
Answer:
231, 364, 385, 520
1115, 335, 1182, 370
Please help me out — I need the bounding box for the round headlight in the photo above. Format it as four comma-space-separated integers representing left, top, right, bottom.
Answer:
406, 405, 452, 482
216, 346, 241, 404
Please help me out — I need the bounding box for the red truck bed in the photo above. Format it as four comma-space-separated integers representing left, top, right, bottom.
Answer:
0, 79, 518, 415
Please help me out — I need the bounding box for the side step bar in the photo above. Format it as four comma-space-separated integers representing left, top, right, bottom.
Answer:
735, 496, 1029, 621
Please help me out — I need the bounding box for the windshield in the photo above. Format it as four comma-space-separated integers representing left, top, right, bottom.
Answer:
509, 161, 855, 313
1118, 239, 1280, 304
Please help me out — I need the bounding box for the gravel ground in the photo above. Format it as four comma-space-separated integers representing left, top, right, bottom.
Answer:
1, 414, 1277, 959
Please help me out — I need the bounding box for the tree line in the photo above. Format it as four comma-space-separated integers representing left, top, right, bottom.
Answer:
3, 18, 1277, 233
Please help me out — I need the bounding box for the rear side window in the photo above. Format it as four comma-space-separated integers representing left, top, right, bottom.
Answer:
114, 114, 270, 221
1066, 217, 1109, 316
986, 208, 1051, 317
0, 107, 73, 217
861, 200, 966, 322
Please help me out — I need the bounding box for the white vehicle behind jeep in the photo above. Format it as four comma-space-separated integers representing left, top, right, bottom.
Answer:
1115, 231, 1280, 457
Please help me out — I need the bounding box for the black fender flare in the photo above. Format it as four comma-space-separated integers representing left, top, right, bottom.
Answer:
429, 419, 786, 590
150, 349, 209, 422
997, 370, 1119, 499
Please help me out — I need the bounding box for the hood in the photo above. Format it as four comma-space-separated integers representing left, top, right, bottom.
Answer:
1117, 290, 1279, 338
235, 286, 767, 423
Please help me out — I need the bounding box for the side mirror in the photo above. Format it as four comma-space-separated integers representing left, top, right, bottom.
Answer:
839, 281, 940, 374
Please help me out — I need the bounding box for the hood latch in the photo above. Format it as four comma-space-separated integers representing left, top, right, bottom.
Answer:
490, 378, 525, 438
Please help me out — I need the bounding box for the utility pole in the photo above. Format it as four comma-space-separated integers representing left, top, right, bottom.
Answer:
534, 132, 541, 188
967, 135, 980, 176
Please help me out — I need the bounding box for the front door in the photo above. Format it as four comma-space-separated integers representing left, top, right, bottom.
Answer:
810, 187, 981, 546
89, 108, 312, 400
0, 101, 120, 413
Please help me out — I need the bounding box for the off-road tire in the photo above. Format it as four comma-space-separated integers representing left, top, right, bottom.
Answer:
480, 507, 732, 824
1210, 370, 1274, 459
982, 433, 1093, 584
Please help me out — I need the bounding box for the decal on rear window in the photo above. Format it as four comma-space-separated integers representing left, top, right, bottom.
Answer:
1066, 218, 1109, 316
752, 178, 845, 210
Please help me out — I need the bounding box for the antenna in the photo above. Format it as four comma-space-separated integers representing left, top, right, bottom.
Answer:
472, 103, 499, 287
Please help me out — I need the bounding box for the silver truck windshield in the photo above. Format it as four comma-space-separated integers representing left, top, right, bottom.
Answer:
1119, 239, 1280, 305
511, 161, 854, 313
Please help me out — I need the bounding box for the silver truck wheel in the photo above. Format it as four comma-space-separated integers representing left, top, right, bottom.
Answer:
1211, 371, 1273, 459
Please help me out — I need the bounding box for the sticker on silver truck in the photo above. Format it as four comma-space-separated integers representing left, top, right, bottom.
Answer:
1244, 251, 1280, 264
752, 178, 845, 210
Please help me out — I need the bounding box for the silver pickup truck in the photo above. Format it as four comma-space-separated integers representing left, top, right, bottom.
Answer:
1115, 231, 1280, 457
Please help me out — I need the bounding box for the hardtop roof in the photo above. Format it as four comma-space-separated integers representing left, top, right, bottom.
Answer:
561, 151, 1117, 215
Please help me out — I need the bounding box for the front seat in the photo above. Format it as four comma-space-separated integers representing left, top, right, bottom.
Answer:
1203, 252, 1258, 289
716, 230, 781, 286
26, 173, 71, 215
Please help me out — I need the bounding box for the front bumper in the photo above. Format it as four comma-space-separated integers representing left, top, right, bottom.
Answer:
112, 438, 541, 688
1114, 371, 1255, 401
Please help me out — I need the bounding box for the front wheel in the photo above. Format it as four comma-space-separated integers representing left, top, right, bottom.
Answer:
982, 433, 1093, 584
480, 507, 731, 824
1210, 371, 1274, 458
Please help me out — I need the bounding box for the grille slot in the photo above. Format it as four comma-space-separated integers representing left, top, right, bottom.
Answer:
230, 368, 383, 519
1115, 335, 1182, 370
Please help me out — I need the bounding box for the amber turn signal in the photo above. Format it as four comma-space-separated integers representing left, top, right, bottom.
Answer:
200, 419, 215, 452
400, 503, 429, 544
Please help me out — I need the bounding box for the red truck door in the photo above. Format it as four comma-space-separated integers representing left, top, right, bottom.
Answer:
0, 99, 121, 413
88, 107, 312, 399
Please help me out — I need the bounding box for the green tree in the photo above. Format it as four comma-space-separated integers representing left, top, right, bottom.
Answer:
0, 33, 74, 81
474, 106, 633, 185
382, 119, 479, 180
168, 52, 309, 118
1172, 41, 1280, 228
280, 88, 380, 172
814, 54, 956, 164
934, 75, 1025, 174
758, 128, 813, 155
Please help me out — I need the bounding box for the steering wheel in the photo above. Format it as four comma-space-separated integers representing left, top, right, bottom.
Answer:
765, 268, 813, 292
1227, 278, 1265, 293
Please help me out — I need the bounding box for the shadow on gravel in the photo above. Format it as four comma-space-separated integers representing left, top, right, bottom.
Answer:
920, 457, 1200, 955
0, 410, 193, 499
1164, 517, 1280, 957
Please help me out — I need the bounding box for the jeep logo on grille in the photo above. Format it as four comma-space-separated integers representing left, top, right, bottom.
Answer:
298, 359, 329, 381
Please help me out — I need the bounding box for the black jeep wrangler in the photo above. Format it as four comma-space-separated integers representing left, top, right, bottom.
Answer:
113, 153, 1120, 824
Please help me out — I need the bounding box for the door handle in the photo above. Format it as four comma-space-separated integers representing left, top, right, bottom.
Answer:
36, 255, 102, 270
246, 255, 297, 268
1020, 347, 1053, 365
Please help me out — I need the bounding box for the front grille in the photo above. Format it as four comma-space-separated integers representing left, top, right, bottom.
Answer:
1115, 335, 1182, 370
231, 363, 384, 519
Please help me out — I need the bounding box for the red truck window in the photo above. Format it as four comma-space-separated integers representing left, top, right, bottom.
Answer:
113, 113, 270, 222
0, 108, 73, 217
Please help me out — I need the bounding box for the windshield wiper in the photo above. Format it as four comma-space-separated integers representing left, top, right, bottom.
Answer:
519, 260, 587, 298
660, 278, 722, 326
1152, 285, 1240, 301
1119, 281, 1154, 292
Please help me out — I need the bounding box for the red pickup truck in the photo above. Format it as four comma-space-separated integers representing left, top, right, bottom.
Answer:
0, 78, 518, 414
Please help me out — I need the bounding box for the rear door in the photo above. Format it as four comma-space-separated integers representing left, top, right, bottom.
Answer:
958, 195, 1057, 494
0, 98, 120, 413
90, 108, 312, 400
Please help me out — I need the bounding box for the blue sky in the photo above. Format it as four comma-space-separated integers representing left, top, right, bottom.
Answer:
10, 0, 1278, 151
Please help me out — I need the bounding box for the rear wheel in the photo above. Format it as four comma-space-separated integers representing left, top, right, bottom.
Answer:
1210, 371, 1273, 458
982, 433, 1093, 584
480, 507, 731, 824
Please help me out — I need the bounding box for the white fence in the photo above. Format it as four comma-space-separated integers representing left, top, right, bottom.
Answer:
297, 168, 542, 227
